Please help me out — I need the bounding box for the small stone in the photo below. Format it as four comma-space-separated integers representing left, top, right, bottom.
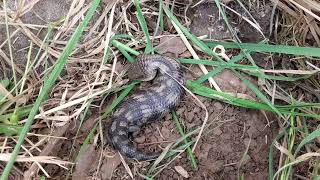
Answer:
176, 108, 185, 116
161, 127, 171, 139
212, 127, 223, 136
243, 138, 251, 147
145, 128, 152, 134
134, 136, 146, 143
227, 107, 234, 114
193, 106, 201, 113
164, 114, 171, 121
207, 160, 224, 173
163, 120, 171, 127
187, 111, 195, 122
220, 143, 232, 153
241, 154, 251, 165
213, 102, 223, 110
200, 143, 212, 159
186, 122, 196, 129
247, 125, 259, 138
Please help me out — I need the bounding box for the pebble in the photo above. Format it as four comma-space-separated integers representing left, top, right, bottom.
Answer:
134, 136, 146, 143
213, 102, 224, 110
161, 126, 171, 139
212, 127, 223, 136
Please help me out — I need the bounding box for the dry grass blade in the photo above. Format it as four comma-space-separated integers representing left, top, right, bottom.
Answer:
24, 127, 72, 178
0, 0, 319, 179
10, 138, 50, 177
0, 154, 73, 166
119, 153, 133, 179
288, 0, 320, 22
261, 69, 319, 74
169, 11, 221, 92
221, 3, 265, 38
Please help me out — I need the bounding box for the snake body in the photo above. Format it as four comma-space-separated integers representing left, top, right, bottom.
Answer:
107, 54, 185, 161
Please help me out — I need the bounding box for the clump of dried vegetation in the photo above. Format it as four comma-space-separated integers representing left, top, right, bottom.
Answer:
0, 0, 319, 179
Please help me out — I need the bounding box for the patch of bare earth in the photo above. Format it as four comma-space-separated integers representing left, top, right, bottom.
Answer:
1, 0, 319, 179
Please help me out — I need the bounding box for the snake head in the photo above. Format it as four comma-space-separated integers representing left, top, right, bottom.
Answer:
126, 60, 157, 82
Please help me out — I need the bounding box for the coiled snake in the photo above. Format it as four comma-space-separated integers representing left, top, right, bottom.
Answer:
106, 54, 185, 161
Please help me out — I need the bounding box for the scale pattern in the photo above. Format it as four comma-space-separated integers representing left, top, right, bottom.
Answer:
106, 54, 185, 161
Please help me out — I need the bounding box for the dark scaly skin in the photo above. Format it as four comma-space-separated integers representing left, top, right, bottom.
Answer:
107, 54, 185, 161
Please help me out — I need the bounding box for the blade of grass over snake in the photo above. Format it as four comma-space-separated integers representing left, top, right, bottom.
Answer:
134, 0, 153, 54
111, 34, 140, 62
112, 39, 139, 55
0, 1, 101, 179
172, 111, 198, 170
112, 40, 135, 63
101, 80, 139, 119
205, 41, 320, 57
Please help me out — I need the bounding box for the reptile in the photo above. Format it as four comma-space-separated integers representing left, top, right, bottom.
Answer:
106, 54, 185, 161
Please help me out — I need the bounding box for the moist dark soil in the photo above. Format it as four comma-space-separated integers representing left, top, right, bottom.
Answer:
1, 0, 316, 179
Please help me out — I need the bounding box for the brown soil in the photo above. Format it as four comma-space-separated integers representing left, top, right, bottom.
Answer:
43, 89, 279, 179
105, 96, 279, 179
1, 0, 317, 180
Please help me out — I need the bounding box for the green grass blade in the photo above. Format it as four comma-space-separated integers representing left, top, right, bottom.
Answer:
294, 128, 320, 157
105, 35, 135, 63
112, 42, 134, 63
187, 80, 320, 119
179, 58, 313, 82
0, 105, 33, 123
268, 129, 287, 180
66, 80, 138, 179
101, 80, 139, 119
112, 39, 139, 62
196, 66, 226, 84
159, 0, 164, 31
205, 41, 320, 57
195, 49, 252, 83
134, 0, 153, 54
172, 111, 198, 170
164, 3, 282, 118
138, 173, 153, 180
231, 70, 283, 117
0, 79, 10, 104
0, 1, 101, 179
0, 124, 22, 136
3, 0, 18, 97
